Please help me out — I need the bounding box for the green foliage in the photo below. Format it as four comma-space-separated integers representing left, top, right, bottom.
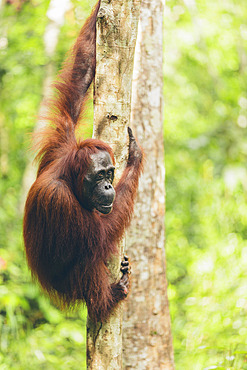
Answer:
1, 0, 247, 368
164, 0, 247, 368
0, 1, 93, 368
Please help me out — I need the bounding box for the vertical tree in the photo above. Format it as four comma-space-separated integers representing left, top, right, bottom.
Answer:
87, 0, 140, 368
122, 0, 175, 368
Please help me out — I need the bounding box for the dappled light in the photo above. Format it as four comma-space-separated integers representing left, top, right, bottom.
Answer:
1, 0, 247, 368
165, 0, 247, 368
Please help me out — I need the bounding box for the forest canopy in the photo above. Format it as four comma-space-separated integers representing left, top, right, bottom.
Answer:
0, 0, 247, 369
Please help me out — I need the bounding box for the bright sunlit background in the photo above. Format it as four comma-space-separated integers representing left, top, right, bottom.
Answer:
0, 0, 247, 369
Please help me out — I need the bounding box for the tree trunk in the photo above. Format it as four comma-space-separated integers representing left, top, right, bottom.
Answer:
86, 0, 140, 368
122, 0, 175, 369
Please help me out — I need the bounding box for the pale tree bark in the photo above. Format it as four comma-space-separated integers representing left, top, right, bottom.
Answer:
122, 0, 175, 369
86, 0, 140, 368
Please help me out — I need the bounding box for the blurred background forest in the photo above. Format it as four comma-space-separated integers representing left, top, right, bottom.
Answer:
0, 0, 247, 369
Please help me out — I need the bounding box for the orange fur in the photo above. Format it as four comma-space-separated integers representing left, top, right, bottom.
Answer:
23, 0, 143, 322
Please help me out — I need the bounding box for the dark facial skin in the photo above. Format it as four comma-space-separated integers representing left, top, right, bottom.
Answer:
82, 151, 115, 214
